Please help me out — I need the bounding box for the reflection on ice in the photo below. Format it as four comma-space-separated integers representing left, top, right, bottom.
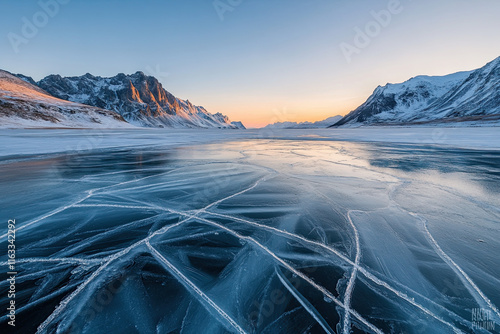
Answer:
0, 139, 499, 333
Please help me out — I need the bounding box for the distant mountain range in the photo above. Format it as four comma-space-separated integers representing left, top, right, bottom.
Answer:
331, 57, 500, 127
2, 57, 498, 129
265, 115, 342, 129
1, 70, 245, 129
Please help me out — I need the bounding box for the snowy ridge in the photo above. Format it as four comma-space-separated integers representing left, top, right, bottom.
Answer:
0, 70, 131, 129
425, 57, 500, 120
333, 56, 500, 127
36, 72, 245, 129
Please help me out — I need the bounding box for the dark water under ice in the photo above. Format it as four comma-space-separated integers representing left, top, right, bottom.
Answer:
1, 138, 499, 333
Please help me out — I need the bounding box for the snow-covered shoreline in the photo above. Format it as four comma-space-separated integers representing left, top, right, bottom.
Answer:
1, 127, 499, 160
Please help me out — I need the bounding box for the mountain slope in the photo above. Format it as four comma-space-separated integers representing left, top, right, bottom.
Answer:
332, 57, 500, 127
37, 72, 245, 129
0, 70, 130, 128
265, 115, 342, 129
423, 57, 500, 120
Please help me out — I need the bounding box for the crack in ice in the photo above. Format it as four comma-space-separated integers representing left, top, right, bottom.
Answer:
35, 175, 266, 333
16, 155, 489, 334
146, 241, 248, 334
202, 211, 468, 333
275, 268, 335, 334
343, 210, 361, 334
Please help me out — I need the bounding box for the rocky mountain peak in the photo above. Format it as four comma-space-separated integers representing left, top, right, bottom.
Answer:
36, 71, 245, 129
332, 56, 499, 127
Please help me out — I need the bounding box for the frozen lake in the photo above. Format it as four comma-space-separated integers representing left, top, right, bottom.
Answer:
1, 129, 499, 333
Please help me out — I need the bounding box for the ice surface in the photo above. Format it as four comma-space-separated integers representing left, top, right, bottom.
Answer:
0, 129, 499, 333
1, 127, 500, 159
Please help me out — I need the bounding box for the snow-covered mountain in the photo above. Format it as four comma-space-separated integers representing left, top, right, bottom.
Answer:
332, 57, 500, 127
0, 70, 130, 129
230, 121, 245, 129
265, 115, 342, 129
426, 57, 500, 120
36, 72, 245, 129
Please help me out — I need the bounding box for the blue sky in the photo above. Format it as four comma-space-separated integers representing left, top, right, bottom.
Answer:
1, 0, 499, 127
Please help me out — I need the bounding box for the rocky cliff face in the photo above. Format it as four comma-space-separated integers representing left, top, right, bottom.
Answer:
332, 57, 500, 126
37, 72, 245, 129
0, 70, 129, 128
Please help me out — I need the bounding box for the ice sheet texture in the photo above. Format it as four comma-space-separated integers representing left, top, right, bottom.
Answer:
1, 133, 499, 333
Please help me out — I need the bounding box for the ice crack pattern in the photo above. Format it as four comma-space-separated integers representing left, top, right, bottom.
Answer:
1, 138, 499, 334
